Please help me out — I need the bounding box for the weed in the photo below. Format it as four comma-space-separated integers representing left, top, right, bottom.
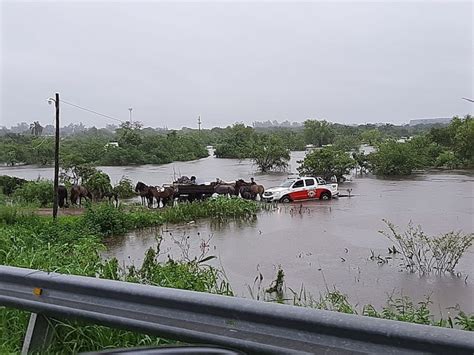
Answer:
380, 220, 473, 274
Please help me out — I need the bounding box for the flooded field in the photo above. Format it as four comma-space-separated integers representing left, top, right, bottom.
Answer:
2, 152, 473, 312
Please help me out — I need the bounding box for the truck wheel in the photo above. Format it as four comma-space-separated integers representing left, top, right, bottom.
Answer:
320, 191, 331, 200
280, 195, 292, 203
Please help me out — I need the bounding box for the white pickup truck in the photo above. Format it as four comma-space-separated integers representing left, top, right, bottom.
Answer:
262, 176, 339, 203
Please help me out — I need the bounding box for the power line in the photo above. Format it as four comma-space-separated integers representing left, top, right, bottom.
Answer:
59, 99, 125, 123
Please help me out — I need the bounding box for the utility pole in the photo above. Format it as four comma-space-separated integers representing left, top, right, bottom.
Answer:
198, 115, 202, 132
128, 107, 133, 124
52, 92, 60, 219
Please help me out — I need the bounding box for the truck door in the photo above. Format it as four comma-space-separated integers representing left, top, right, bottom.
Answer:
289, 179, 306, 200
304, 178, 317, 199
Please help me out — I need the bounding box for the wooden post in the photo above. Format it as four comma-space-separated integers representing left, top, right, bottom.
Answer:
52, 93, 60, 219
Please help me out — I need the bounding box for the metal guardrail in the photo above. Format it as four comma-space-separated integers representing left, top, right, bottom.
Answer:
0, 266, 473, 354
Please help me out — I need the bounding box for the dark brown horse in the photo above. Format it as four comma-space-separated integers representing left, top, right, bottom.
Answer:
135, 182, 153, 207
70, 185, 92, 206
235, 179, 265, 200
149, 186, 176, 207
58, 185, 68, 208
213, 183, 235, 196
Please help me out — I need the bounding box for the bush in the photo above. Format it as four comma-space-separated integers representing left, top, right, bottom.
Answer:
435, 151, 460, 169
114, 176, 136, 199
0, 175, 27, 195
84, 204, 131, 236
13, 180, 53, 207
380, 220, 473, 274
85, 171, 112, 199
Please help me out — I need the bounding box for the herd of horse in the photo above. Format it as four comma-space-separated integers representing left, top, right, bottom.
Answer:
58, 185, 118, 208
57, 177, 264, 209
135, 178, 265, 208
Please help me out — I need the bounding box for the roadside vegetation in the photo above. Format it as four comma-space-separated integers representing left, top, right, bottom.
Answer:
0, 197, 258, 353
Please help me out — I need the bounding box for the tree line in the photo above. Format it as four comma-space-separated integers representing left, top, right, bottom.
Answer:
1, 116, 472, 177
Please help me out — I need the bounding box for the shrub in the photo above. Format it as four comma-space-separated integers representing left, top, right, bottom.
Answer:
13, 180, 53, 207
0, 175, 27, 195
380, 220, 473, 274
114, 176, 136, 199
435, 150, 460, 169
84, 203, 131, 236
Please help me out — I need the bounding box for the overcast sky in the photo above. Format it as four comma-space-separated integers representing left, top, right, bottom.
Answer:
1, 1, 472, 129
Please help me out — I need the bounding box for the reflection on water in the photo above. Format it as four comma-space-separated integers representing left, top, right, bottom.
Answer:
3, 153, 473, 312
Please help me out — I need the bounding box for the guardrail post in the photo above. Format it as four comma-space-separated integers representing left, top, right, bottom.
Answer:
21, 313, 54, 355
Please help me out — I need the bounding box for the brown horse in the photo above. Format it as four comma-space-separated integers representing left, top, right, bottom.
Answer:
70, 185, 92, 206
135, 182, 153, 207
235, 179, 265, 200
149, 186, 176, 207
214, 183, 235, 196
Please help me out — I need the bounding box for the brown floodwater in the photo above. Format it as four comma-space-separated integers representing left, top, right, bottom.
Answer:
2, 152, 473, 312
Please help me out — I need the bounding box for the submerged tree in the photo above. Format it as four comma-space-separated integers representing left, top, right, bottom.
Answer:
297, 147, 355, 181
252, 135, 290, 173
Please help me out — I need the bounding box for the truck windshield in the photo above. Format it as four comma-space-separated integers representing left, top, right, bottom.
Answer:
280, 180, 294, 187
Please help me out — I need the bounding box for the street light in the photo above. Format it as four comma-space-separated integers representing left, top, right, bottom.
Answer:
461, 97, 474, 103
128, 107, 133, 123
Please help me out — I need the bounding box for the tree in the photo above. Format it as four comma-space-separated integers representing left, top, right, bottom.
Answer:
360, 129, 382, 145
117, 122, 143, 148
369, 141, 416, 176
252, 135, 290, 172
214, 124, 255, 158
297, 147, 355, 181
303, 120, 335, 147
452, 116, 474, 166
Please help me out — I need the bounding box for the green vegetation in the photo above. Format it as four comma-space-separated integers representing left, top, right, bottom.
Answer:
303, 120, 335, 147
12, 180, 53, 207
0, 122, 208, 167
260, 269, 474, 331
0, 197, 258, 354
369, 116, 473, 175
296, 116, 473, 178
297, 146, 356, 181
380, 220, 474, 274
0, 175, 27, 195
3, 116, 471, 178
252, 135, 290, 172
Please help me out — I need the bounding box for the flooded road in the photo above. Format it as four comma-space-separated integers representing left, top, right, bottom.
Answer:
2, 153, 473, 312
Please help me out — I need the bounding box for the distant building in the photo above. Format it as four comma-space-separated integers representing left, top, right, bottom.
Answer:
409, 117, 452, 126
105, 142, 119, 149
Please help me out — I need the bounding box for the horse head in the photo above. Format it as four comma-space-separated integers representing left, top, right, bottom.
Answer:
135, 182, 147, 192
